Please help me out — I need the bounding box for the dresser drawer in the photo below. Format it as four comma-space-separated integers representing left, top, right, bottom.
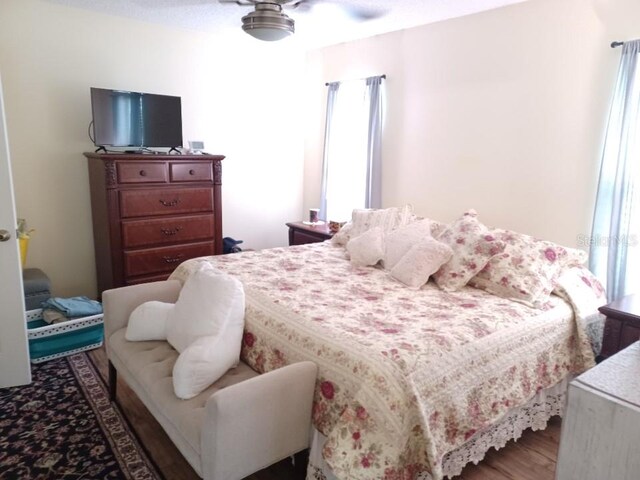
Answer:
119, 187, 214, 218
124, 242, 214, 277
122, 215, 215, 248
170, 162, 213, 182
117, 162, 168, 184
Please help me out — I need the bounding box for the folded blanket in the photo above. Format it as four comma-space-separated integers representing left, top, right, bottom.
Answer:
41, 296, 103, 318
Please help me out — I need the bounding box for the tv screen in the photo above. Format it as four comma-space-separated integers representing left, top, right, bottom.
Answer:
90, 88, 183, 148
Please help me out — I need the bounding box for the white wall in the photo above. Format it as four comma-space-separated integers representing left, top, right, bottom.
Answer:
0, 0, 305, 297
303, 0, 640, 249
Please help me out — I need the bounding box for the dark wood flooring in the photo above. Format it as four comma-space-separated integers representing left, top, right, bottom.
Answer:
88, 347, 561, 480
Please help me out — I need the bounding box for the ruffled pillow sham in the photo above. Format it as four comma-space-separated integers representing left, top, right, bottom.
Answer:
468, 228, 587, 308
383, 219, 435, 270
331, 205, 414, 246
432, 210, 506, 292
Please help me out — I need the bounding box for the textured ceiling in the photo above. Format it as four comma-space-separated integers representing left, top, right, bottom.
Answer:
44, 0, 527, 48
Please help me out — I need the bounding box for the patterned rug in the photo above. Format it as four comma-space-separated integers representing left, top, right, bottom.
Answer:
0, 353, 162, 480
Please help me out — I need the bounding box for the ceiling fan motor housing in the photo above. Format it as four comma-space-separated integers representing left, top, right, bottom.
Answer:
242, 3, 295, 41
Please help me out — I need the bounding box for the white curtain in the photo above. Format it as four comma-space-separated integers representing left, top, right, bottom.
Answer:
590, 40, 640, 301
319, 75, 384, 222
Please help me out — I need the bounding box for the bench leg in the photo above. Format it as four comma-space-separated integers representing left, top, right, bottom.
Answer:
293, 449, 309, 480
108, 361, 117, 402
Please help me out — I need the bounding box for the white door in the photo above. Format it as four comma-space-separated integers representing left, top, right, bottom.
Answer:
0, 73, 31, 387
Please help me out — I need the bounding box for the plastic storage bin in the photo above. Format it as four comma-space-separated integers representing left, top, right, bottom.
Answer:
25, 309, 104, 363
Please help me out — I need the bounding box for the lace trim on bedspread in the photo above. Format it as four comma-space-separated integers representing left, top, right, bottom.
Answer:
307, 376, 569, 480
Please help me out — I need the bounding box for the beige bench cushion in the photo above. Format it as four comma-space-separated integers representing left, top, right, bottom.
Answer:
108, 328, 259, 475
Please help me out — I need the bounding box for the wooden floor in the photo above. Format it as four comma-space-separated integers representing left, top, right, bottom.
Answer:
89, 347, 561, 480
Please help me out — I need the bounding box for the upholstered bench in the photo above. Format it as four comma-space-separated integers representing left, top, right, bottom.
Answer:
103, 280, 317, 480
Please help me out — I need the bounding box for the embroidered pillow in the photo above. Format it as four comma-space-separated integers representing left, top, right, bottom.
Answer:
468, 228, 574, 308
390, 239, 453, 289
383, 219, 434, 270
432, 210, 506, 292
346, 227, 385, 267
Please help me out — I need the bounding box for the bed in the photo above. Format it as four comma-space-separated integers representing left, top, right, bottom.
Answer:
170, 240, 604, 480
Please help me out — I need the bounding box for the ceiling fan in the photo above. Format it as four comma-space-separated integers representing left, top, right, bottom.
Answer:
219, 0, 385, 41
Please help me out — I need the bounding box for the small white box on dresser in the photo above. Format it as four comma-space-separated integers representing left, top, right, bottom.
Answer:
556, 341, 640, 480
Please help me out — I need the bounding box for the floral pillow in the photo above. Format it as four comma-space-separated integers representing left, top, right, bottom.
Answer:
390, 238, 453, 289
432, 210, 506, 292
468, 228, 579, 308
346, 227, 385, 267
553, 266, 607, 318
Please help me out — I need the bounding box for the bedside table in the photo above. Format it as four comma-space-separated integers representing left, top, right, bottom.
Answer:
286, 222, 333, 246
599, 293, 640, 360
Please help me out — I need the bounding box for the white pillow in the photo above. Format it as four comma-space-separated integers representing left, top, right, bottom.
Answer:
166, 266, 245, 353
350, 204, 414, 239
331, 222, 354, 246
346, 227, 385, 267
390, 239, 454, 289
383, 219, 434, 270
168, 266, 246, 399
125, 301, 173, 341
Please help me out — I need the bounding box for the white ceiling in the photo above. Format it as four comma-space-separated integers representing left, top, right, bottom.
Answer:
44, 0, 527, 48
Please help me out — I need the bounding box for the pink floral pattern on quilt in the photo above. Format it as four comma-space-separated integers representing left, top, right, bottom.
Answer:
432, 211, 506, 292
468, 228, 588, 308
170, 242, 597, 480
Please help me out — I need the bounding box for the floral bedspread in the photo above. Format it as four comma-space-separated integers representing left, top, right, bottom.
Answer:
170, 242, 598, 480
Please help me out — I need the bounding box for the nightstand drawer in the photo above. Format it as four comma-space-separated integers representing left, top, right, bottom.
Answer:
170, 162, 213, 182
124, 242, 214, 277
119, 187, 214, 218
117, 162, 168, 184
122, 215, 215, 248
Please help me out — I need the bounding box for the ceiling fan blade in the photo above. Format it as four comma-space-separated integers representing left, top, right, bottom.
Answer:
291, 0, 385, 21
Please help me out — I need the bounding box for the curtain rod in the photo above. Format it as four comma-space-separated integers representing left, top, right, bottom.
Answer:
611, 41, 624, 48
325, 74, 386, 86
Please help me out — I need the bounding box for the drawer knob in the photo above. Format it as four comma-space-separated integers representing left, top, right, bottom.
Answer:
189, 169, 196, 175
160, 226, 183, 236
139, 170, 147, 176
159, 198, 180, 207
162, 254, 184, 264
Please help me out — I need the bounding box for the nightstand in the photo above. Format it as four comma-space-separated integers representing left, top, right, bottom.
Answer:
556, 342, 640, 480
286, 222, 333, 246
599, 293, 640, 360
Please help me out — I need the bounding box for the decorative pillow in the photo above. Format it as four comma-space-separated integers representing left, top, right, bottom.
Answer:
553, 266, 607, 318
332, 205, 414, 246
346, 227, 385, 267
383, 219, 434, 270
125, 301, 173, 341
167, 266, 246, 399
167, 265, 245, 353
432, 210, 506, 292
390, 239, 453, 289
468, 228, 575, 308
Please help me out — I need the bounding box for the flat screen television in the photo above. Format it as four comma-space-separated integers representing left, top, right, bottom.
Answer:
90, 88, 183, 148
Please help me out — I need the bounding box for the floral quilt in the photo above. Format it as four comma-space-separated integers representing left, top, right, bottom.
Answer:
170, 242, 599, 480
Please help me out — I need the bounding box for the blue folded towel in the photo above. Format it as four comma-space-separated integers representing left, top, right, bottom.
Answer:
41, 296, 103, 318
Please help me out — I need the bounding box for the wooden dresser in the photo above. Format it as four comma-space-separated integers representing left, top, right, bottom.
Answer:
85, 153, 224, 293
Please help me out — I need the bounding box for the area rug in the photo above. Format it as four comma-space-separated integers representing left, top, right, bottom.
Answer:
0, 353, 162, 479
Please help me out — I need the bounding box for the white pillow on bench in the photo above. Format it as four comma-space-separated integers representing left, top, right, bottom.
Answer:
125, 265, 246, 399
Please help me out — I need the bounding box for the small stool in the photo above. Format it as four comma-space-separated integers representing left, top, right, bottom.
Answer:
23, 268, 51, 311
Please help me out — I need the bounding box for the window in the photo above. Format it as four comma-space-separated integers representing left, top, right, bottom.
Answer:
319, 76, 384, 222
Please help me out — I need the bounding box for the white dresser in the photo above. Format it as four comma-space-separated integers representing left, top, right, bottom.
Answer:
556, 341, 640, 480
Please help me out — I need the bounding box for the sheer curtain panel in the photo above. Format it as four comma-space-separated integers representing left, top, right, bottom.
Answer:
319, 76, 385, 222
590, 40, 640, 301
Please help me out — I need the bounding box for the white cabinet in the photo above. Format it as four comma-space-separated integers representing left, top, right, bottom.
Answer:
556, 342, 640, 480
